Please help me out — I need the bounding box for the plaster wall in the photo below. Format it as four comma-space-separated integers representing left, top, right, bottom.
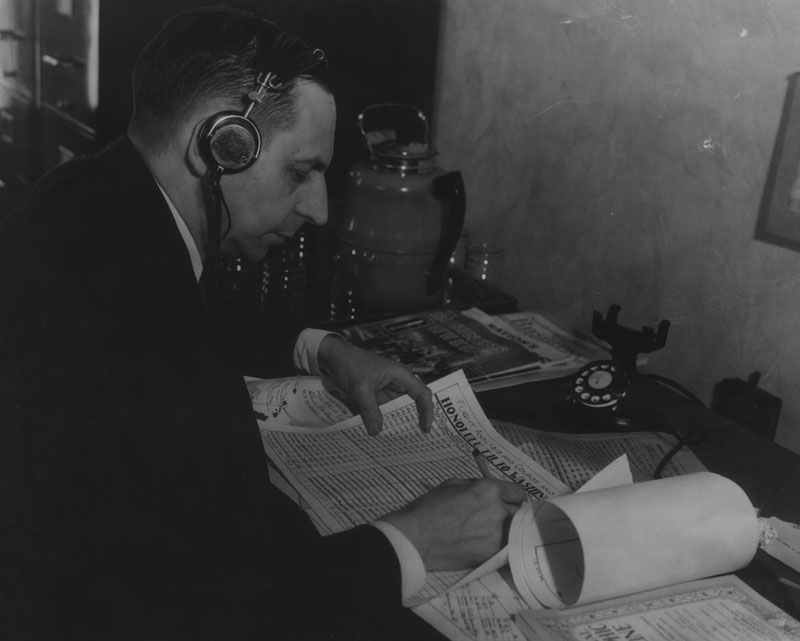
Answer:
433, 0, 800, 451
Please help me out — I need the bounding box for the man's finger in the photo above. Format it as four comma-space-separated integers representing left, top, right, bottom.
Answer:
354, 387, 384, 436
440, 478, 472, 487
417, 401, 433, 433
412, 389, 434, 433
397, 372, 434, 433
495, 480, 527, 505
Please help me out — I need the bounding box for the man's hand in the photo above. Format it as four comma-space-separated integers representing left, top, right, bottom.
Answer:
381, 479, 526, 571
317, 335, 433, 435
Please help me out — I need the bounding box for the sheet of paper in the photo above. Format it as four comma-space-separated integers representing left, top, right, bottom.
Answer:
572, 452, 632, 492
509, 472, 759, 609
517, 575, 800, 641
246, 375, 353, 428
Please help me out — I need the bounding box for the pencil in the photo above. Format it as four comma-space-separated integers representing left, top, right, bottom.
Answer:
472, 448, 493, 479
778, 576, 800, 591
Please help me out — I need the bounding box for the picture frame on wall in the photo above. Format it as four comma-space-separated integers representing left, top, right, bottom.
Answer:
756, 72, 800, 252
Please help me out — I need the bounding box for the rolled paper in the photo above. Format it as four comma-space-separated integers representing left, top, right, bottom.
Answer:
509, 472, 759, 609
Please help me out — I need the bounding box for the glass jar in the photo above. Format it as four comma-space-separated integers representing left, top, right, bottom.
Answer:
464, 242, 506, 288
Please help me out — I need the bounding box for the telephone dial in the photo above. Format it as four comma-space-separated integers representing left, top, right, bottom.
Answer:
564, 305, 671, 429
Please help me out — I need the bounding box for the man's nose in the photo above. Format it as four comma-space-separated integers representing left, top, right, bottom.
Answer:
298, 177, 328, 226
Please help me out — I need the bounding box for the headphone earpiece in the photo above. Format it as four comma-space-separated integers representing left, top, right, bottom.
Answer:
199, 111, 262, 174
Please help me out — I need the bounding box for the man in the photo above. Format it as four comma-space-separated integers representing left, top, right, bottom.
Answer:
0, 7, 525, 640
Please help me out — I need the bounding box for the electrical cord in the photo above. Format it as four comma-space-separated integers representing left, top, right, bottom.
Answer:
202, 170, 233, 295
197, 169, 234, 316
638, 373, 708, 479
641, 373, 705, 407
652, 426, 706, 479
208, 169, 232, 249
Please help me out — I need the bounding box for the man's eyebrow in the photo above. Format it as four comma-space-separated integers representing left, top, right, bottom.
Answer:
293, 157, 329, 172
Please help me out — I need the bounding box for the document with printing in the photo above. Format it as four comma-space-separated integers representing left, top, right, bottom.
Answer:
517, 575, 800, 641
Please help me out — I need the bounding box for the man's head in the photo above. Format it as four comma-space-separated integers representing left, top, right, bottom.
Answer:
128, 6, 336, 262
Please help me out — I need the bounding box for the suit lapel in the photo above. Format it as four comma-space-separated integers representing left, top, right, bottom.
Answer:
95, 138, 210, 326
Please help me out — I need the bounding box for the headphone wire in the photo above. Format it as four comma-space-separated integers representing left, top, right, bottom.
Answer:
208, 169, 233, 255
200, 168, 231, 315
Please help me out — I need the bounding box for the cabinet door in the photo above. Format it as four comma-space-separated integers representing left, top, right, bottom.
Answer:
40, 103, 96, 171
40, 0, 98, 132
0, 0, 36, 97
0, 84, 34, 213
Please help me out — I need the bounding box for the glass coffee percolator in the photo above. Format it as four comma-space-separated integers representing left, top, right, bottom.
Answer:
332, 103, 465, 319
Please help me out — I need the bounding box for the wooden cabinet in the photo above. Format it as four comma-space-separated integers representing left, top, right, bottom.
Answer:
0, 85, 34, 212
0, 0, 99, 212
0, 0, 441, 217
0, 0, 35, 95
39, 0, 98, 133
0, 0, 36, 210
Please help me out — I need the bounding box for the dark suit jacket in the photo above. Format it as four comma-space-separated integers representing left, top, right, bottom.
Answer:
0, 137, 443, 640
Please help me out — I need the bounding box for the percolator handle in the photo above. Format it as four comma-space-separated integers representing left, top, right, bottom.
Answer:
357, 103, 430, 156
427, 171, 466, 296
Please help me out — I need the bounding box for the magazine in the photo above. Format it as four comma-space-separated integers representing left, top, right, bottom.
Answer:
339, 307, 607, 391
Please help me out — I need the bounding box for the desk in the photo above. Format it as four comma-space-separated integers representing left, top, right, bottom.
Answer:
476, 375, 800, 621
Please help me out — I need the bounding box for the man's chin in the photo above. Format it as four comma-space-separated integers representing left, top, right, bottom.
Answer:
223, 240, 281, 263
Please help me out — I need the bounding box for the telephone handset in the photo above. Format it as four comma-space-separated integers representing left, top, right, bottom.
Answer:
565, 305, 670, 429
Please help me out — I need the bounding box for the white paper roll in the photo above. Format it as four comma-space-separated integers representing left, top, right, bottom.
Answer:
509, 472, 758, 609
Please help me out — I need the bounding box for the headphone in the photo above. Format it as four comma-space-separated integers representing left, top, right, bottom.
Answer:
198, 72, 275, 175
198, 38, 326, 176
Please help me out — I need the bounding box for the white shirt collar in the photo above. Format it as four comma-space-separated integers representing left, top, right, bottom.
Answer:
154, 180, 204, 282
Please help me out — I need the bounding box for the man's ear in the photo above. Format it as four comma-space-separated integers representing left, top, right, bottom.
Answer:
186, 119, 212, 178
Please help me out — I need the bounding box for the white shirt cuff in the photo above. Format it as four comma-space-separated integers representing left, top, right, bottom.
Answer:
371, 521, 427, 602
292, 328, 334, 375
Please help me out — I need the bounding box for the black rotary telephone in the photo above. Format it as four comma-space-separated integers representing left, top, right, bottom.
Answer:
565, 305, 671, 429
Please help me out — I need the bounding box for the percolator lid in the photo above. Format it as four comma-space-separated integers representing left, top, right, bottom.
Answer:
374, 140, 436, 162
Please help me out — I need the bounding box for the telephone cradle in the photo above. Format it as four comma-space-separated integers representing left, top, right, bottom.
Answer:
562, 304, 675, 431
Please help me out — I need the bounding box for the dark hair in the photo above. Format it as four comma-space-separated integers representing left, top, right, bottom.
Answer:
128, 5, 329, 154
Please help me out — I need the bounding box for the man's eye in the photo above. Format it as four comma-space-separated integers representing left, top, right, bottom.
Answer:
291, 169, 311, 184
